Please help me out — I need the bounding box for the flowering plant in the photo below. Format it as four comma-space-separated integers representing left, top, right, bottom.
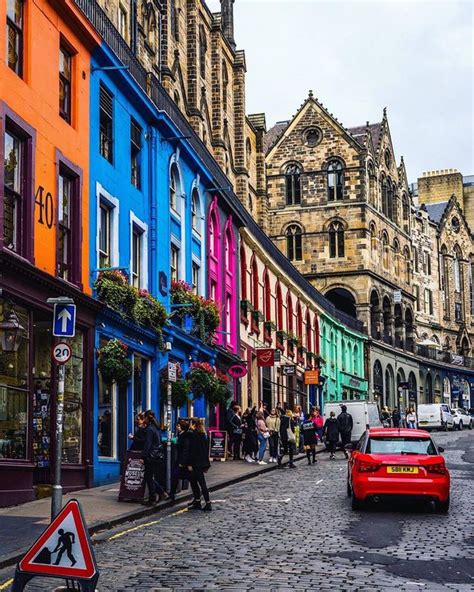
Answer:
170, 282, 221, 342
160, 363, 190, 408
133, 289, 167, 331
97, 338, 133, 385
94, 270, 136, 317
187, 363, 231, 405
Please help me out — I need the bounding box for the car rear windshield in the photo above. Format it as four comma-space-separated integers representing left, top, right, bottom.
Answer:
366, 437, 437, 455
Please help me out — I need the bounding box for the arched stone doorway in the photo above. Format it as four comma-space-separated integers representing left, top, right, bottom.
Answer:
408, 371, 417, 407
425, 373, 433, 404
325, 288, 357, 318
385, 365, 395, 408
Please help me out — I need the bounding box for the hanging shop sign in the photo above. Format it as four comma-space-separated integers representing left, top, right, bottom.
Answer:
256, 348, 275, 367
304, 369, 320, 385
228, 364, 248, 379
282, 365, 296, 376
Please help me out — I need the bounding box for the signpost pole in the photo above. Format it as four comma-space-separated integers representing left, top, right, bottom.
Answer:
52, 363, 65, 520
166, 380, 172, 493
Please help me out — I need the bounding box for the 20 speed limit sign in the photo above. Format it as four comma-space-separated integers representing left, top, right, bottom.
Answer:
52, 342, 72, 364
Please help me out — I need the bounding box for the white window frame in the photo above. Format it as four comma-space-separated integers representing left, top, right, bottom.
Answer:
98, 381, 117, 460
118, 3, 129, 42
96, 183, 119, 271
129, 212, 148, 289
171, 241, 180, 282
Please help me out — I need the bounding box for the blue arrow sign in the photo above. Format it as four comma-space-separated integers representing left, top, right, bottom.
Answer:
53, 303, 76, 338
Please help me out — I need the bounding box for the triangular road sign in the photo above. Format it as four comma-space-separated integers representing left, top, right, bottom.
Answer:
18, 499, 97, 580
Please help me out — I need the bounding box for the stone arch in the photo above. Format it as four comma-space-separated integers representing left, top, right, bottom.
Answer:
408, 371, 417, 405
373, 359, 384, 406
425, 372, 433, 404
370, 289, 381, 339
385, 364, 395, 409
382, 295, 392, 344
434, 374, 442, 402
325, 287, 357, 318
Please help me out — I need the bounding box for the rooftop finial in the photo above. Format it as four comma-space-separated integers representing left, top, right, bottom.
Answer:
308, 89, 314, 99
383, 107, 387, 117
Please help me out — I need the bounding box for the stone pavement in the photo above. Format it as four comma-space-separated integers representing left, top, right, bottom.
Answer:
0, 430, 471, 591
0, 448, 310, 569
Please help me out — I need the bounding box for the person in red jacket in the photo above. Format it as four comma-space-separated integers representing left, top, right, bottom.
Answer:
311, 407, 324, 443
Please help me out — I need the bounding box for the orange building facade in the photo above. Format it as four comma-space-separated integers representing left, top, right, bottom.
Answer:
0, 0, 100, 506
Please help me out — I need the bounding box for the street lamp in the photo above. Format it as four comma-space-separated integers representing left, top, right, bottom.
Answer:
0, 309, 26, 352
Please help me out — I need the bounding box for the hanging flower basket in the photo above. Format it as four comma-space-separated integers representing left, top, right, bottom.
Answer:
170, 281, 220, 343
133, 289, 168, 331
94, 270, 137, 317
251, 309, 264, 322
97, 339, 132, 385
287, 332, 299, 346
188, 362, 216, 398
276, 330, 288, 341
240, 299, 253, 314
160, 362, 191, 408
264, 320, 276, 332
207, 372, 231, 406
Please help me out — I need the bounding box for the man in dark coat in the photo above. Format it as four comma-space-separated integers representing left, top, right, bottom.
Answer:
323, 411, 340, 459
337, 405, 353, 458
278, 412, 297, 468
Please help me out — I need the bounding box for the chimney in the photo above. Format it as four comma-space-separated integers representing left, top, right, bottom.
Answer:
220, 0, 236, 50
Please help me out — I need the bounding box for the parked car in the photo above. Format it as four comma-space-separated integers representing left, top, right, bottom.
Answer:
347, 428, 450, 513
418, 403, 454, 431
323, 400, 382, 442
451, 408, 473, 430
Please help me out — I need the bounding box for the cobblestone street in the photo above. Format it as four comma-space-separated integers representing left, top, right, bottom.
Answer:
2, 430, 472, 591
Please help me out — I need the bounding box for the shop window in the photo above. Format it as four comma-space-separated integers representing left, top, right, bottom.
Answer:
130, 119, 142, 189
59, 43, 72, 124
99, 83, 114, 163
0, 303, 29, 459
98, 373, 115, 458
133, 355, 149, 416
7, 0, 23, 77
63, 331, 83, 464
57, 166, 80, 284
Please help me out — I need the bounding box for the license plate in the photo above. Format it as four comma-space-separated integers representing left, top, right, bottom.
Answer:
419, 421, 428, 424
387, 466, 418, 474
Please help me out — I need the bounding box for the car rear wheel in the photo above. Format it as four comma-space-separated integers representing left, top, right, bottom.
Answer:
442, 421, 448, 431
436, 496, 450, 514
459, 421, 463, 431
351, 492, 363, 510
469, 421, 472, 430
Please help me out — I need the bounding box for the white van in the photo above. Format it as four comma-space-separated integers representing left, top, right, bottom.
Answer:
418, 403, 454, 431
323, 401, 382, 442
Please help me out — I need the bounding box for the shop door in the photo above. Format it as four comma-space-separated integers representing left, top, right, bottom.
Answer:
118, 384, 128, 474
262, 367, 272, 409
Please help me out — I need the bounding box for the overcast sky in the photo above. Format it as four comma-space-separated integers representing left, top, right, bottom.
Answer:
208, 0, 473, 183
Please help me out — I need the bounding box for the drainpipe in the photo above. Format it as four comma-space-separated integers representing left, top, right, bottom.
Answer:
148, 125, 157, 295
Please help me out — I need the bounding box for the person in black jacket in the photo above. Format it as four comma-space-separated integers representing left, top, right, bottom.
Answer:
182, 418, 212, 511
170, 419, 191, 501
278, 410, 297, 468
129, 412, 146, 451
229, 405, 243, 460
323, 411, 340, 460
337, 405, 353, 458
142, 410, 167, 505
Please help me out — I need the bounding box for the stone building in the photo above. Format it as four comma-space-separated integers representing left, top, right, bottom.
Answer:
263, 93, 420, 409
95, 0, 256, 209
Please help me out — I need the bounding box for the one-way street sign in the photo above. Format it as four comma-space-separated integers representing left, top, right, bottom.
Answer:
53, 303, 76, 338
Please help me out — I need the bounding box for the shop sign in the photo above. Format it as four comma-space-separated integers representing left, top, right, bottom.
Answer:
304, 369, 319, 385
14, 499, 99, 591
282, 364, 296, 376
256, 348, 275, 367
228, 364, 248, 379
341, 373, 368, 392
450, 354, 464, 366
209, 430, 227, 461
393, 290, 402, 303
118, 450, 146, 501
168, 362, 177, 382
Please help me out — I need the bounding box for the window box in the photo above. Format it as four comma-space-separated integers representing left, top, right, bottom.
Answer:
264, 320, 276, 332
240, 299, 253, 315
251, 310, 264, 322
170, 281, 220, 343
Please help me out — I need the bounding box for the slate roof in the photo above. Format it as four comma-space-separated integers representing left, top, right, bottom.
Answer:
348, 122, 383, 152
247, 113, 266, 131
264, 120, 289, 154
424, 202, 449, 224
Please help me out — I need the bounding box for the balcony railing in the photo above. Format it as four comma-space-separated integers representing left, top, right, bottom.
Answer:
416, 346, 473, 369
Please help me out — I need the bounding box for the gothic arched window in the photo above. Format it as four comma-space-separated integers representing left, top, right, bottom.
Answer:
402, 194, 410, 233
381, 176, 388, 217
329, 221, 344, 258
454, 246, 462, 293
199, 26, 207, 79
285, 164, 301, 205
170, 163, 180, 212
286, 224, 303, 261
327, 160, 344, 201
191, 188, 200, 232
381, 232, 389, 269
368, 162, 376, 205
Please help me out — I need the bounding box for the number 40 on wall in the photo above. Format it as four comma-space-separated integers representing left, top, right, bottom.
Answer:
35, 186, 54, 228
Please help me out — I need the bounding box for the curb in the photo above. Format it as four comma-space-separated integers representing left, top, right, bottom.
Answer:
0, 450, 322, 570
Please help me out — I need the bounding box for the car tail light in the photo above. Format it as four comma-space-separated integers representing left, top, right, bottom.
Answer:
426, 463, 447, 474
358, 461, 380, 473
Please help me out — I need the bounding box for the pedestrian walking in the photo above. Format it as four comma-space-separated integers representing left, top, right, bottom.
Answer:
142, 410, 168, 505
183, 418, 212, 512
278, 410, 297, 468
294, 405, 305, 454
170, 419, 191, 501
323, 411, 340, 460
128, 412, 146, 451
256, 411, 270, 465
242, 407, 258, 463
381, 406, 391, 427
226, 401, 238, 459
337, 405, 353, 458
391, 407, 401, 428
301, 416, 318, 464
229, 404, 243, 460
311, 407, 324, 443
265, 407, 281, 463
406, 407, 417, 429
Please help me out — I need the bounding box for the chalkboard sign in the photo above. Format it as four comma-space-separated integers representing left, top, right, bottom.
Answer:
209, 430, 228, 461
118, 450, 146, 501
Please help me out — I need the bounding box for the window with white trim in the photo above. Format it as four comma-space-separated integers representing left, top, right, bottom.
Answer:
192, 261, 199, 294
131, 226, 142, 288
99, 202, 111, 268
171, 244, 179, 282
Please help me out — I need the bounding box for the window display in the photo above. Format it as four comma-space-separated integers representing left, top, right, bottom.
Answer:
98, 373, 115, 458
63, 331, 83, 464
0, 304, 29, 459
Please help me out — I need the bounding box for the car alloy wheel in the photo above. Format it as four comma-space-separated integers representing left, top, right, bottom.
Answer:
436, 496, 450, 514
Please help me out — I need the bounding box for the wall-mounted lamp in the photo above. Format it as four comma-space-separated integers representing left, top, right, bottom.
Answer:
0, 308, 26, 353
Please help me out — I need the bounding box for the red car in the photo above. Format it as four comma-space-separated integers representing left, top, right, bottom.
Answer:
347, 428, 450, 512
